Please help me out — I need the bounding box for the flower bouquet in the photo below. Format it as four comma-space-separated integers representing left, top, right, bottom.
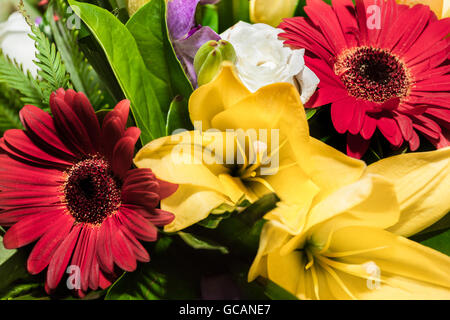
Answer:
0, 0, 448, 301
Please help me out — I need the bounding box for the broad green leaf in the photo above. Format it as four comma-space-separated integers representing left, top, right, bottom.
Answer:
126, 0, 193, 116
69, 0, 166, 143
165, 96, 193, 136
178, 232, 229, 254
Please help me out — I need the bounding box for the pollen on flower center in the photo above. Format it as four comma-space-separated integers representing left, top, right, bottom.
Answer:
334, 46, 411, 103
64, 157, 122, 225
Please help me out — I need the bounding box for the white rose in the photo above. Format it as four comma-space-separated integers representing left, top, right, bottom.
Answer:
220, 21, 319, 104
0, 12, 38, 77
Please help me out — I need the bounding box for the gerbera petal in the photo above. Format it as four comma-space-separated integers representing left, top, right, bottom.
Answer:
118, 207, 158, 242
3, 210, 63, 249
156, 178, 179, 199
27, 214, 74, 275
360, 115, 377, 140
118, 225, 150, 263
112, 135, 140, 179
346, 133, 370, 159
96, 217, 114, 274
19, 105, 77, 159
394, 113, 414, 141
404, 18, 450, 62
3, 129, 73, 167
304, 0, 348, 53
110, 216, 137, 272
122, 189, 160, 210
72, 91, 102, 151
0, 189, 62, 208
331, 98, 355, 133
49, 95, 94, 155
0, 205, 65, 226
377, 117, 403, 147
47, 224, 81, 290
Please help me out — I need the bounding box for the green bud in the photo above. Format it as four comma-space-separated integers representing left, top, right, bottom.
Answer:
194, 40, 237, 86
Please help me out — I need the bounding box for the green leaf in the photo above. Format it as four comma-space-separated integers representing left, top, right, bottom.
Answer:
178, 232, 229, 254
419, 228, 450, 256
125, 0, 193, 116
305, 108, 317, 120
69, 0, 166, 143
105, 236, 201, 300
165, 95, 193, 136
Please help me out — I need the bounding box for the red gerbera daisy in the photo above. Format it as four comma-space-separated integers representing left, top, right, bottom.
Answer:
0, 89, 177, 296
280, 0, 450, 158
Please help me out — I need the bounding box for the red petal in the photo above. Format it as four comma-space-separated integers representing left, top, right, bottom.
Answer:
96, 217, 114, 274
47, 224, 81, 290
73, 92, 102, 151
112, 136, 139, 179
377, 117, 404, 147
346, 133, 370, 159
110, 216, 137, 272
360, 115, 377, 140
157, 178, 178, 199
331, 98, 355, 133
118, 207, 158, 242
19, 105, 77, 159
49, 96, 94, 155
3, 210, 63, 249
27, 214, 74, 274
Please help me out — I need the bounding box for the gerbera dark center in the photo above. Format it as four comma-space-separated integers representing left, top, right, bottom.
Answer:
335, 47, 411, 103
64, 157, 121, 225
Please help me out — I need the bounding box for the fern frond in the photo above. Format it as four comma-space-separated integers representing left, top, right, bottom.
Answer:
19, 1, 70, 104
0, 54, 45, 108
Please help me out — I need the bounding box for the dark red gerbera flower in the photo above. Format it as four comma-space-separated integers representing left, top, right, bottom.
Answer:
0, 89, 177, 296
280, 0, 450, 158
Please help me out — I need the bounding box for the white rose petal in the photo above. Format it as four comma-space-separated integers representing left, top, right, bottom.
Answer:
220, 21, 319, 104
0, 12, 38, 77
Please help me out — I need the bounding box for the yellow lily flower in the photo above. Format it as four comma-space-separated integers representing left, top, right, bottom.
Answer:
397, 0, 450, 19
366, 148, 450, 237
134, 63, 365, 232
250, 0, 299, 27
249, 172, 450, 299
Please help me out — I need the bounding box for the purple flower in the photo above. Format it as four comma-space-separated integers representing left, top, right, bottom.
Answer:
167, 0, 220, 86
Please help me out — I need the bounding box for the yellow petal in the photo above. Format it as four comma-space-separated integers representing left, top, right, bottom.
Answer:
162, 185, 231, 232
325, 225, 450, 299
280, 174, 400, 253
189, 62, 251, 131
306, 137, 366, 202
248, 221, 291, 281
210, 82, 311, 167
366, 147, 450, 237
134, 131, 230, 193
250, 0, 299, 27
